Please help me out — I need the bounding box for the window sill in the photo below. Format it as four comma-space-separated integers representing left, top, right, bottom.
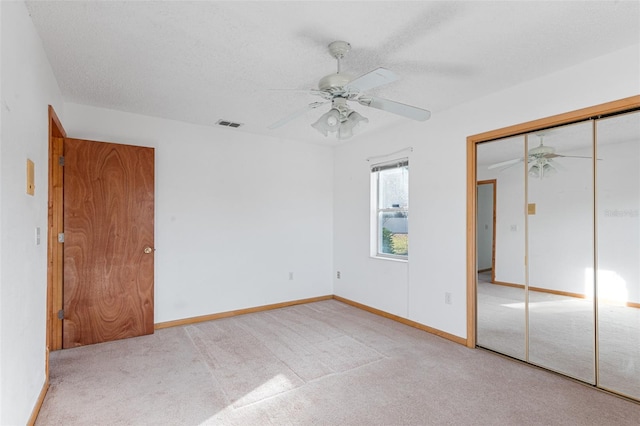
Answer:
371, 255, 408, 263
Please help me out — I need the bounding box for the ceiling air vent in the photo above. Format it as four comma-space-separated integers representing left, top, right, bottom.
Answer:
216, 119, 243, 128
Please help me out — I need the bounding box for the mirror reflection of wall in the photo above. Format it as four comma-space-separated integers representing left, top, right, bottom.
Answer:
596, 111, 640, 400
475, 107, 640, 402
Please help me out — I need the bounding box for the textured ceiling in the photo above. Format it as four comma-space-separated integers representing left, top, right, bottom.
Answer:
25, 1, 640, 145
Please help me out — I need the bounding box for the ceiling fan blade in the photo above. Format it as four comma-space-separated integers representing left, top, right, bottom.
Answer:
268, 101, 328, 129
268, 89, 325, 96
545, 153, 592, 159
357, 96, 431, 121
344, 67, 398, 92
488, 158, 523, 170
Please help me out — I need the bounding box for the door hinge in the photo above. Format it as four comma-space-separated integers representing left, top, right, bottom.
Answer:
57, 309, 64, 320
58, 232, 64, 243
58, 155, 65, 166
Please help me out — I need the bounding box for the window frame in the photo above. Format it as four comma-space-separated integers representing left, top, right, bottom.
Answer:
371, 158, 409, 260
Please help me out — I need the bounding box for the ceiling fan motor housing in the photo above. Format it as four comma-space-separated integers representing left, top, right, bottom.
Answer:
529, 144, 555, 158
318, 73, 353, 91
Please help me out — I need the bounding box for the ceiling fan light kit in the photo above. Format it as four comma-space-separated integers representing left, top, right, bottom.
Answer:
269, 40, 431, 140
529, 161, 557, 179
311, 98, 369, 139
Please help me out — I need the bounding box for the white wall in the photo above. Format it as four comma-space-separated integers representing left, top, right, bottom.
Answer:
62, 103, 334, 323
333, 44, 640, 339
0, 2, 64, 424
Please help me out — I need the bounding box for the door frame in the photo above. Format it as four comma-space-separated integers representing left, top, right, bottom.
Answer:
46, 105, 66, 357
466, 95, 640, 349
46, 108, 157, 352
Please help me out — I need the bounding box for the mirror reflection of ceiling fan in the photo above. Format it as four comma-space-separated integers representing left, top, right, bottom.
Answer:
268, 41, 431, 140
488, 135, 593, 179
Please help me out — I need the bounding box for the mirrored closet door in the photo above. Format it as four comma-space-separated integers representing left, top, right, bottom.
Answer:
526, 122, 595, 383
475, 107, 640, 401
476, 136, 526, 361
595, 111, 640, 400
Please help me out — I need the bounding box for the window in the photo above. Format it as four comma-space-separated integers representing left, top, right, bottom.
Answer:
371, 159, 408, 259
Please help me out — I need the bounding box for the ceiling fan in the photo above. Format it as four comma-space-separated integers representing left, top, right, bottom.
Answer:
488, 135, 593, 179
268, 41, 431, 140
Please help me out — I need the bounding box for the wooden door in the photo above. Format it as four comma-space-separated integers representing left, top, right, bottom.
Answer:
63, 138, 155, 348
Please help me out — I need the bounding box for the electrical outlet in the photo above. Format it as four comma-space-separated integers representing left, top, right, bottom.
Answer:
337, 271, 341, 279
445, 292, 452, 305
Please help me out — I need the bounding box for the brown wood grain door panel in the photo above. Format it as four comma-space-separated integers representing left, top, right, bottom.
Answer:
63, 138, 154, 348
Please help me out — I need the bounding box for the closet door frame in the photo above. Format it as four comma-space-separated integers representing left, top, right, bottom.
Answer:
467, 95, 640, 350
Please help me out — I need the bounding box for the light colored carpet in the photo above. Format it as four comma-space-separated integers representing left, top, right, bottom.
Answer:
477, 271, 640, 400
37, 300, 640, 425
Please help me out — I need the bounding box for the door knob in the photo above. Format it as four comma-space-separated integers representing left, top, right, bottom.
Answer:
144, 246, 154, 254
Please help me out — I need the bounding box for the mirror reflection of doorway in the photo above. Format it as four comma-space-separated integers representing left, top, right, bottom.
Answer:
472, 102, 640, 402
477, 180, 496, 283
